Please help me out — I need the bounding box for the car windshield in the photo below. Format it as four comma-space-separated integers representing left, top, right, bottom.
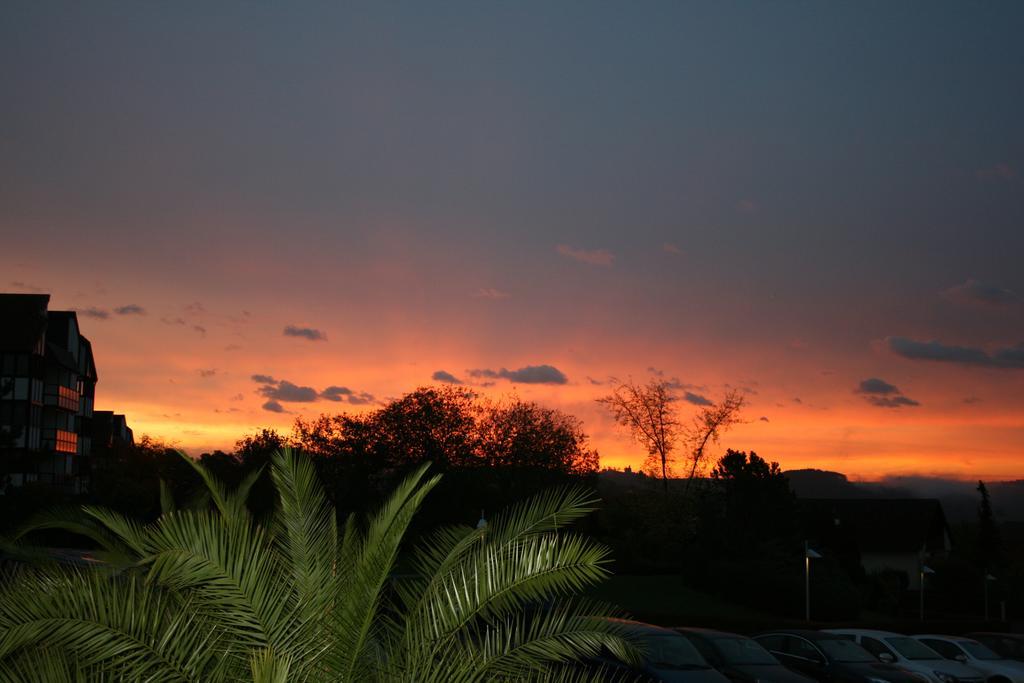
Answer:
644, 634, 711, 669
960, 642, 1002, 661
887, 637, 944, 661
819, 639, 878, 663
714, 637, 779, 665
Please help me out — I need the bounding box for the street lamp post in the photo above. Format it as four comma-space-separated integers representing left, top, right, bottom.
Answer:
805, 541, 822, 622
919, 565, 935, 621
984, 574, 996, 621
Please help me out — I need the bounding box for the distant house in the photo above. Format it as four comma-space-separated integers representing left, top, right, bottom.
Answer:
800, 498, 952, 589
92, 410, 134, 450
0, 293, 127, 493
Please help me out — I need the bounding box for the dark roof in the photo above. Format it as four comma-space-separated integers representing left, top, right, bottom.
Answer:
801, 498, 951, 554
92, 411, 133, 446
45, 341, 78, 372
0, 293, 49, 351
45, 310, 78, 350
79, 336, 97, 381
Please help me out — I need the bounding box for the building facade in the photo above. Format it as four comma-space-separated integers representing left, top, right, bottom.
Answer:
1, 293, 113, 493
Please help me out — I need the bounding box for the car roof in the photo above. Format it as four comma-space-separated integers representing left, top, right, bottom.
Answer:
677, 627, 747, 639
914, 635, 980, 643
826, 629, 905, 638
756, 630, 845, 641
603, 618, 684, 637
969, 633, 1024, 640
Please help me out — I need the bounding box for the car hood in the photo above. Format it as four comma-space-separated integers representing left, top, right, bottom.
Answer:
649, 665, 732, 683
917, 660, 987, 678
726, 664, 817, 683
981, 660, 1024, 676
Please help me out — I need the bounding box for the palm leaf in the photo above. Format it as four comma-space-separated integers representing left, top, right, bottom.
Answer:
326, 462, 440, 681
2, 448, 628, 681
0, 568, 225, 681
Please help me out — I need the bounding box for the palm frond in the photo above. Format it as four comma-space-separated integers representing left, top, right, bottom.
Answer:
486, 486, 600, 544
270, 449, 337, 621
2, 449, 626, 682
160, 479, 177, 515
235, 463, 268, 512
13, 506, 138, 568
460, 600, 641, 677
326, 462, 440, 681
0, 647, 90, 683
249, 648, 292, 683
394, 530, 616, 681
0, 568, 226, 681
141, 509, 291, 653
178, 450, 249, 523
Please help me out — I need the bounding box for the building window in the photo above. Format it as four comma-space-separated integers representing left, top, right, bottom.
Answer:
58, 385, 78, 411
55, 429, 77, 453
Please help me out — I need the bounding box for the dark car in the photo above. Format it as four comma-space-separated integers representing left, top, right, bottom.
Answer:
600, 619, 734, 683
967, 634, 1024, 663
677, 628, 817, 683
753, 630, 923, 683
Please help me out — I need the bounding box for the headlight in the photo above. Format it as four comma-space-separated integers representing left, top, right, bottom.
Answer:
867, 677, 891, 683
934, 672, 957, 683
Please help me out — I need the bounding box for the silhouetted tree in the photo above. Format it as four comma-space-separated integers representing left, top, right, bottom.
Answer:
597, 380, 744, 493
476, 398, 598, 474
198, 450, 242, 485
683, 390, 745, 485
88, 435, 194, 520
292, 414, 371, 459
294, 387, 597, 477
976, 480, 1002, 570
597, 379, 680, 492
680, 449, 809, 616
235, 428, 288, 465
710, 448, 784, 481
369, 386, 480, 470
707, 449, 795, 556
290, 387, 599, 524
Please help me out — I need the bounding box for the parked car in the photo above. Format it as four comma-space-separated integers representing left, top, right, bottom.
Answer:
600, 619, 734, 683
967, 635, 1024, 663
753, 630, 922, 683
825, 629, 985, 683
677, 627, 817, 683
913, 636, 1024, 683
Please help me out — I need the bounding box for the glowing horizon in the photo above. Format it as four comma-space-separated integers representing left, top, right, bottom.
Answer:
7, 277, 1016, 483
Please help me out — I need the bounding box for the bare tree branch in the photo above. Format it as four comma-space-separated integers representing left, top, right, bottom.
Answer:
682, 389, 745, 489
598, 381, 745, 495
596, 379, 680, 492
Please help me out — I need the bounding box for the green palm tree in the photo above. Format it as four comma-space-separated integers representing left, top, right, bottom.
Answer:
0, 449, 638, 681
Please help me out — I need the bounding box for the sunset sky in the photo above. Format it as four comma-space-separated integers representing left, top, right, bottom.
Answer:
3, 2, 1023, 480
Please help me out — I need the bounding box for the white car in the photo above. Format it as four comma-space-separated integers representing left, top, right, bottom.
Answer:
914, 636, 1024, 683
825, 630, 985, 683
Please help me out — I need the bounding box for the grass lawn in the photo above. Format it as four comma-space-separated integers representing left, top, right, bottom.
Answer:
588, 575, 1003, 635
587, 574, 782, 631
